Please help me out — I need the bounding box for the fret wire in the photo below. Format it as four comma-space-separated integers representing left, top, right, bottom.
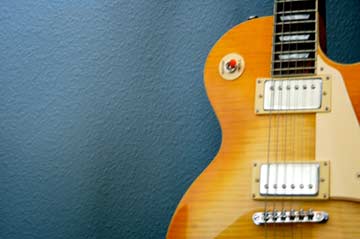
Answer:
274, 40, 316, 45
274, 48, 316, 55
273, 66, 316, 71
273, 72, 316, 77
277, 9, 316, 14
275, 30, 316, 35
276, 0, 316, 3
271, 0, 318, 77
275, 20, 316, 25
273, 58, 316, 63
273, 71, 316, 74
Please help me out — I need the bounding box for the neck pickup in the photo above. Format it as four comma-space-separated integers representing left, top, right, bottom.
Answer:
254, 76, 331, 114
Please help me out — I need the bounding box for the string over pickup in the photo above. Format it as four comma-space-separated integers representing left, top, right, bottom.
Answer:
255, 76, 332, 114
252, 161, 330, 200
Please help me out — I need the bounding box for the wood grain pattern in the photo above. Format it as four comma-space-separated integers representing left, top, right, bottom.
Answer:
167, 16, 360, 239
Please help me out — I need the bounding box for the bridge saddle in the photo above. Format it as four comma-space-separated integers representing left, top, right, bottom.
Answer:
252, 209, 328, 226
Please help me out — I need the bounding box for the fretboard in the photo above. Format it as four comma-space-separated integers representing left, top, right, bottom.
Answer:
272, 0, 318, 77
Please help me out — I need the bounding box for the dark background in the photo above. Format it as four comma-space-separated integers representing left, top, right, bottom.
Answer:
1, 1, 359, 238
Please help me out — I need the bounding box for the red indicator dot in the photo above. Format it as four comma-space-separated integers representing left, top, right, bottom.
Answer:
228, 59, 237, 68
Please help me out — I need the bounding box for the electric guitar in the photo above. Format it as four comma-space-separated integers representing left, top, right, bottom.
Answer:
167, 0, 360, 238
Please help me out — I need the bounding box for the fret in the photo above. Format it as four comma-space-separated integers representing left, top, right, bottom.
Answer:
276, 1, 316, 13
277, 9, 316, 14
275, 30, 316, 35
273, 69, 315, 73
273, 66, 316, 71
272, 71, 316, 77
272, 0, 318, 77
276, 0, 315, 3
276, 22, 316, 33
275, 20, 316, 25
273, 58, 316, 63
274, 40, 316, 45
274, 42, 316, 52
272, 68, 316, 76
274, 49, 316, 54
273, 60, 315, 69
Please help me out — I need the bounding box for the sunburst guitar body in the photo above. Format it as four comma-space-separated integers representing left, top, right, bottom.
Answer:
167, 1, 360, 238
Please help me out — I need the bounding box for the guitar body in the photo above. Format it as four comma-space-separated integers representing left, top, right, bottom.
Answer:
167, 16, 360, 239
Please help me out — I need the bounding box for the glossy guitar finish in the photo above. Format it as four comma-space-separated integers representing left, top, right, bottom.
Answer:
167, 16, 360, 239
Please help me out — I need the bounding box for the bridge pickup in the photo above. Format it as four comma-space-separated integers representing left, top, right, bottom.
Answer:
255, 75, 332, 114
252, 162, 330, 200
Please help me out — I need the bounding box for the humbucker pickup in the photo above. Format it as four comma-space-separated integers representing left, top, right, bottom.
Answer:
251, 161, 330, 200
255, 76, 332, 114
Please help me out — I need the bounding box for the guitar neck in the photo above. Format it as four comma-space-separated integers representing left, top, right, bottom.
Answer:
272, 0, 319, 77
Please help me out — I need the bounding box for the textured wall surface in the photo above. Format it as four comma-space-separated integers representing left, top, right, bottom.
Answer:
1, 1, 359, 238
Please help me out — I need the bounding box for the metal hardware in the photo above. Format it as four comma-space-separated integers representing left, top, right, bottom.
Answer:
259, 163, 319, 196
252, 161, 330, 200
253, 210, 329, 225
255, 75, 332, 114
218, 53, 245, 81
248, 15, 258, 20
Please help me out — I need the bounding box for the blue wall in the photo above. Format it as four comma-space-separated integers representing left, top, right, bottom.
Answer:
1, 1, 359, 238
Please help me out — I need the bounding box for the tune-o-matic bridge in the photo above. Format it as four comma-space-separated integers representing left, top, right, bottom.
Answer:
252, 209, 329, 225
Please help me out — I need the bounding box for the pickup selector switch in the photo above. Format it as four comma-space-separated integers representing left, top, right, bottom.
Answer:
226, 59, 238, 73
219, 53, 245, 80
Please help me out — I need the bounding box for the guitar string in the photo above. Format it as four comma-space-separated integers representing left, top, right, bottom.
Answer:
269, 1, 288, 238
280, 1, 306, 238
287, 1, 318, 238
274, 2, 291, 238
264, 0, 277, 238
276, 1, 286, 237
271, 1, 288, 238
264, 0, 282, 237
287, 1, 296, 239
298, 1, 318, 238
269, 1, 317, 238
298, 31, 310, 236
273, 4, 285, 235
267, 0, 314, 237
304, 2, 318, 238
278, 2, 305, 238
290, 1, 315, 237
273, 69, 283, 239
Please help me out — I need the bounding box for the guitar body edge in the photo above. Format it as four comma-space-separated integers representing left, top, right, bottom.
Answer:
167, 16, 360, 239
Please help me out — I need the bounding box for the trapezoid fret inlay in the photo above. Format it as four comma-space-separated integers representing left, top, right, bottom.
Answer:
272, 0, 318, 77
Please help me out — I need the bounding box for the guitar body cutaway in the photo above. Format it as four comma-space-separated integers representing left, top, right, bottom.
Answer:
167, 16, 360, 239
